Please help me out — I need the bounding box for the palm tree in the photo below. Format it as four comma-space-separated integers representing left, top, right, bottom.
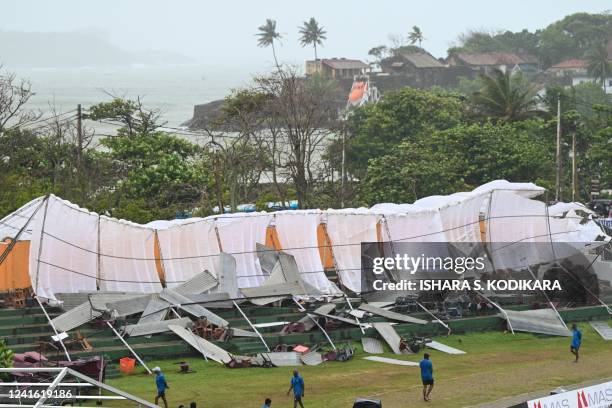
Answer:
471, 69, 537, 121
256, 19, 282, 69
299, 17, 326, 60
585, 43, 612, 93
408, 26, 424, 48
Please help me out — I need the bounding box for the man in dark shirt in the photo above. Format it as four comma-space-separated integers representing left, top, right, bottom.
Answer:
419, 353, 434, 402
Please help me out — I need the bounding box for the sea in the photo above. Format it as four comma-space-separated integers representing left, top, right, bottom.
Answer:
10, 64, 265, 142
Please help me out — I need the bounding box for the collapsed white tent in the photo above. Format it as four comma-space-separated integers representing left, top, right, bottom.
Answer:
3, 180, 605, 299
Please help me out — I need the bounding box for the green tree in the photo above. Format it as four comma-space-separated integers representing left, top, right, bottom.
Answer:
99, 132, 211, 222
299, 17, 326, 60
346, 87, 465, 177
256, 19, 282, 69
471, 69, 537, 121
87, 97, 163, 137
359, 121, 553, 204
585, 43, 612, 92
408, 26, 424, 48
0, 340, 13, 380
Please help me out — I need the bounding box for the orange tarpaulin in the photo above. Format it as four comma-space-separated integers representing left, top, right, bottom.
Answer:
0, 239, 31, 291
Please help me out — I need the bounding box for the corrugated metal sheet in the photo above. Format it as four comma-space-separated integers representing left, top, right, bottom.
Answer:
173, 270, 218, 295
363, 356, 419, 366
359, 303, 427, 325
161, 288, 228, 327
88, 293, 139, 312
55, 293, 90, 311
301, 351, 323, 366
169, 325, 232, 364
427, 340, 465, 355
218, 252, 239, 298
52, 302, 101, 333
372, 322, 409, 354
232, 328, 259, 338
362, 337, 384, 354
124, 317, 192, 337
590, 321, 612, 340
241, 282, 302, 301
256, 243, 279, 275
186, 292, 233, 309
259, 352, 303, 367
137, 295, 169, 324
106, 295, 152, 317
502, 309, 571, 337
313, 305, 360, 326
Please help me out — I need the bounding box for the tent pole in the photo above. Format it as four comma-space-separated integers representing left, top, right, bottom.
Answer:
232, 300, 270, 352
106, 321, 152, 374
416, 301, 451, 336
35, 296, 71, 361
0, 198, 46, 267
292, 298, 336, 350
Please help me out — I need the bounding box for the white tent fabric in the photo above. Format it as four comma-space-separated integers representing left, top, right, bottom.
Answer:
325, 209, 379, 292
16, 180, 607, 298
487, 191, 553, 270
273, 211, 341, 295
471, 180, 544, 198
438, 194, 487, 242
0, 197, 44, 241
548, 203, 606, 242
28, 196, 98, 300
488, 191, 549, 243
382, 209, 445, 243
98, 217, 162, 293
157, 219, 220, 288
214, 213, 272, 289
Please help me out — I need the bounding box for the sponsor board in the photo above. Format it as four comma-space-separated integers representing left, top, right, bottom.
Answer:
527, 381, 612, 408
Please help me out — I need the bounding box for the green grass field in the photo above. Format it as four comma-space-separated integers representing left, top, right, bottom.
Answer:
106, 323, 612, 408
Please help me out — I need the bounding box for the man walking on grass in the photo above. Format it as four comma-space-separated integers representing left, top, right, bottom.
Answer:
287, 370, 305, 408
570, 323, 582, 363
419, 353, 434, 402
152, 366, 169, 408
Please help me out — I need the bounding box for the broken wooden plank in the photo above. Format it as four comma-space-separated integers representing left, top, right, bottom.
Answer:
169, 325, 232, 364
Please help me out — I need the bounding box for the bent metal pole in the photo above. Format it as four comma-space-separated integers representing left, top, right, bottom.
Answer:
106, 321, 152, 374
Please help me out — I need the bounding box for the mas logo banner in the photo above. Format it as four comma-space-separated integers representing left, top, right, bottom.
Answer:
527, 381, 612, 408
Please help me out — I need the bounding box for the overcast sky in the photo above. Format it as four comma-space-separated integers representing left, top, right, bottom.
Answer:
4, 0, 611, 69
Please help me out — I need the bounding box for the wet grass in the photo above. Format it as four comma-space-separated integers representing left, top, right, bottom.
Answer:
105, 323, 612, 408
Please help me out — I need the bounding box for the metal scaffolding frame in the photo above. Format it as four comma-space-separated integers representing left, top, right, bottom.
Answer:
0, 367, 159, 407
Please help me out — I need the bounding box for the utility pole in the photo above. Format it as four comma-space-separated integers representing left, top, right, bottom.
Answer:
555, 95, 562, 202
572, 130, 577, 202
340, 126, 346, 208
76, 104, 83, 167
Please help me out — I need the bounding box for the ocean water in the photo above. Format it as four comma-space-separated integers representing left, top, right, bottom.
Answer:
11, 64, 262, 135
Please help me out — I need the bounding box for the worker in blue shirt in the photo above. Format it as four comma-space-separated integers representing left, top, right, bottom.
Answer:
261, 397, 272, 408
570, 324, 582, 363
152, 367, 169, 408
287, 370, 305, 408
419, 353, 434, 402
